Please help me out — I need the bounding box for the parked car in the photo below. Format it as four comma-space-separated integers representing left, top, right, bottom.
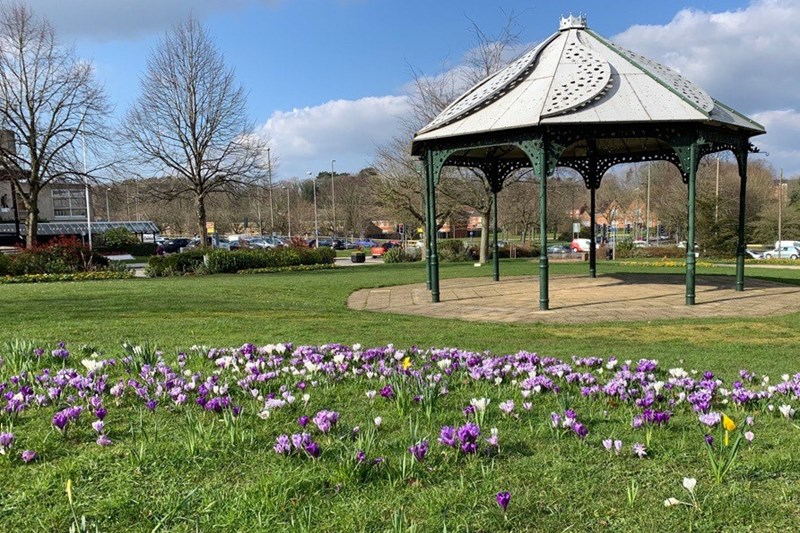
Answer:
370, 241, 400, 258
763, 246, 800, 259
632, 239, 648, 248
570, 238, 596, 252
745, 249, 764, 260
160, 238, 191, 254
185, 237, 230, 250
546, 244, 570, 254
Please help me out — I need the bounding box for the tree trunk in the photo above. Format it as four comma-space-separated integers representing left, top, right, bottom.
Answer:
24, 190, 39, 249
196, 195, 208, 247
479, 210, 490, 264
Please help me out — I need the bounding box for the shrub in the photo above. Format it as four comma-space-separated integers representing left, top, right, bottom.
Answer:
100, 227, 138, 250
383, 247, 421, 263
0, 253, 9, 275
7, 236, 109, 275
493, 244, 539, 259
145, 250, 206, 277
146, 246, 336, 277
438, 239, 471, 262
128, 243, 159, 257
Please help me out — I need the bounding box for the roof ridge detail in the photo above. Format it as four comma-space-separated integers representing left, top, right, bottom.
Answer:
417, 32, 559, 134
540, 30, 612, 118
585, 28, 713, 118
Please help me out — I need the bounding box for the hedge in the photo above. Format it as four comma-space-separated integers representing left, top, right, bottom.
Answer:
145, 247, 336, 277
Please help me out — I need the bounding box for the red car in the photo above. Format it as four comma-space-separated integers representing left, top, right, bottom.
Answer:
370, 241, 400, 258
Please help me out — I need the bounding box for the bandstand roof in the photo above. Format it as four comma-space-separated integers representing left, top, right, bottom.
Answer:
412, 15, 764, 150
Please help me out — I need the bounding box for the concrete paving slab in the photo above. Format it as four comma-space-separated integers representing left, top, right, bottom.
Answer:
347, 274, 800, 324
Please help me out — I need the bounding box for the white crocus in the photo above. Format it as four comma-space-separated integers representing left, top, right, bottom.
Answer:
779, 404, 795, 420
470, 397, 490, 412
682, 477, 696, 494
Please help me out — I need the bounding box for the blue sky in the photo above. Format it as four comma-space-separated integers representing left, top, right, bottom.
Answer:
25, 0, 800, 179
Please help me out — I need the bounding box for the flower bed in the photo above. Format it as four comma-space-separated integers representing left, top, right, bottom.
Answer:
0, 271, 134, 284
2, 340, 799, 529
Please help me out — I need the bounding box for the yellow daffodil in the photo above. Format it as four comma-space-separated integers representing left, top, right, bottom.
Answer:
722, 414, 736, 432
402, 356, 412, 370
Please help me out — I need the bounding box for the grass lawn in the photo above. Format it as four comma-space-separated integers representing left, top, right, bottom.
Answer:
1, 260, 800, 531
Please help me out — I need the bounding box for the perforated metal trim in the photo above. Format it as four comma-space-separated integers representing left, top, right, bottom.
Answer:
605, 40, 714, 113
418, 34, 557, 133
541, 31, 612, 118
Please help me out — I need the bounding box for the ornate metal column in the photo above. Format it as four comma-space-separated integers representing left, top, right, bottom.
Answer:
735, 142, 749, 291
538, 145, 550, 310
492, 190, 500, 281
426, 150, 440, 302
589, 185, 597, 277
422, 158, 431, 291
686, 141, 699, 305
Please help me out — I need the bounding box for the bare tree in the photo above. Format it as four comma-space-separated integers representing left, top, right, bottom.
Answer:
0, 3, 109, 248
122, 16, 263, 245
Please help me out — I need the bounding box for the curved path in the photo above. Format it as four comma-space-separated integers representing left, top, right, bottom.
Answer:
347, 274, 800, 324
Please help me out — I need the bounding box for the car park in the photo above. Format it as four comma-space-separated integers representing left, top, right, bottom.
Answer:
763, 246, 800, 259
160, 238, 191, 254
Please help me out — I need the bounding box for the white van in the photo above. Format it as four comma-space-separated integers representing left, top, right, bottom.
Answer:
775, 240, 800, 250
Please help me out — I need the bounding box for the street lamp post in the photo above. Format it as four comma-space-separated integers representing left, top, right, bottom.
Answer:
308, 171, 318, 247
81, 128, 92, 250
267, 147, 274, 235
331, 159, 336, 237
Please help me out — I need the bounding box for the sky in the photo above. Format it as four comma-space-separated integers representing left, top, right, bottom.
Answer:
20, 0, 800, 180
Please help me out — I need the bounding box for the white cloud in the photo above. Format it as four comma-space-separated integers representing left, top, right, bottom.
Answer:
612, 0, 800, 176
257, 96, 411, 178
22, 0, 281, 41
751, 109, 800, 177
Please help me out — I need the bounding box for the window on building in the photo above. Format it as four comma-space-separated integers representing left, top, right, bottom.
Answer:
52, 188, 86, 218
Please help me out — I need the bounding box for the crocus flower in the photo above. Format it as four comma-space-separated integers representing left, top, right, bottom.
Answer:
91, 420, 104, 434
698, 412, 721, 427
632, 442, 647, 458
356, 450, 366, 463
304, 441, 321, 458
744, 431, 755, 442
499, 400, 514, 415
0, 432, 14, 454
683, 477, 696, 494
664, 497, 681, 507
602, 438, 613, 451
614, 440, 623, 455
274, 434, 292, 455
408, 440, 428, 462
779, 404, 795, 420
496, 491, 511, 512
439, 426, 457, 448
722, 414, 736, 431
21, 450, 36, 463
298, 415, 310, 428
374, 417, 382, 428
96, 434, 112, 446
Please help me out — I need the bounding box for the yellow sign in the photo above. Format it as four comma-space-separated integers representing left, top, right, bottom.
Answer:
206, 221, 215, 233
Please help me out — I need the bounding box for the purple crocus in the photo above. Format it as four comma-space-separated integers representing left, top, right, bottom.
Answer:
21, 449, 36, 463
496, 491, 511, 512
632, 442, 647, 458
298, 415, 310, 428
0, 432, 14, 454
699, 412, 722, 427
312, 410, 339, 434
274, 434, 292, 455
96, 434, 113, 446
356, 450, 366, 463
408, 440, 429, 462
379, 384, 394, 400
304, 441, 321, 458
439, 426, 457, 448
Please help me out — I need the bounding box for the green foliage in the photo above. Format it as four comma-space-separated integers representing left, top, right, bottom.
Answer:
0, 271, 133, 284
146, 246, 335, 277
491, 244, 539, 259
0, 253, 9, 275
383, 247, 421, 263
99, 227, 138, 249
438, 239, 470, 262
145, 249, 207, 277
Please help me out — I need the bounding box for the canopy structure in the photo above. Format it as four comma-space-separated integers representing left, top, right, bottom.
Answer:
0, 220, 159, 237
411, 14, 765, 309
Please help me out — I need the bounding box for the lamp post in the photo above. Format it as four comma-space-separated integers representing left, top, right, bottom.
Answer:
308, 171, 318, 247
105, 188, 111, 222
267, 147, 274, 235
330, 159, 336, 237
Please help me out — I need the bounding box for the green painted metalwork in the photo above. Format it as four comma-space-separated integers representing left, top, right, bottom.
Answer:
686, 142, 699, 305
589, 186, 597, 278
422, 157, 431, 291
735, 143, 748, 291
538, 140, 550, 310
493, 191, 499, 282
426, 150, 440, 303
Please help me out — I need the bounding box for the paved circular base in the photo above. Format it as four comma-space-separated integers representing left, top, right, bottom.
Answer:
347, 274, 800, 324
